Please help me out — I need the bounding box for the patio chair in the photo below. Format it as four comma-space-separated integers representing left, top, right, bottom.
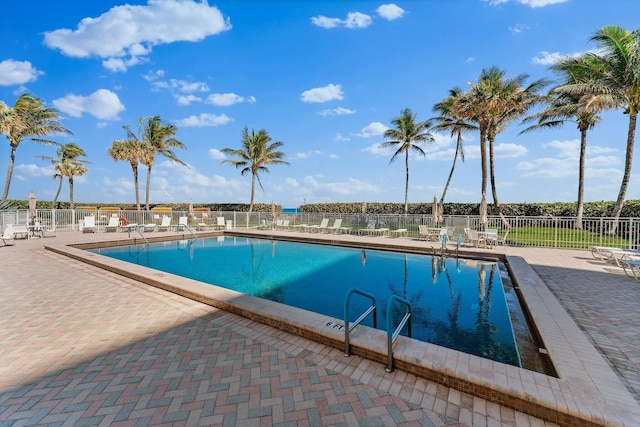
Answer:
466, 229, 485, 248
308, 218, 330, 233
215, 216, 226, 230
82, 215, 96, 233
358, 220, 377, 235
156, 215, 172, 232
325, 218, 343, 233
2, 224, 15, 245
142, 222, 157, 232
105, 216, 120, 232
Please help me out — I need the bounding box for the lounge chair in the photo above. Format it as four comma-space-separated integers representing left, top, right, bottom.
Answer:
176, 216, 189, 232
389, 228, 408, 238
277, 219, 290, 230
105, 216, 120, 232
358, 220, 377, 235
82, 215, 96, 233
156, 215, 172, 231
2, 224, 15, 245
325, 218, 343, 233
143, 222, 157, 232
308, 218, 330, 233
12, 224, 28, 239
215, 216, 226, 230
620, 254, 640, 281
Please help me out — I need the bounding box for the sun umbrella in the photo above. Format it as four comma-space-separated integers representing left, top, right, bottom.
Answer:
271, 200, 276, 220
479, 193, 488, 230
361, 201, 367, 221
432, 196, 438, 226
437, 201, 444, 225
188, 200, 194, 223
28, 191, 36, 222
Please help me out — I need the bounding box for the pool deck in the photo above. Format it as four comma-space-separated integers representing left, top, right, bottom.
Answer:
0, 228, 638, 426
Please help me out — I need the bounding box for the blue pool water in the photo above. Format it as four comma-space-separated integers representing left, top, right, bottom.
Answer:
91, 236, 521, 366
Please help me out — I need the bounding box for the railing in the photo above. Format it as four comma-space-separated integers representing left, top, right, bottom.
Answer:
343, 288, 377, 357
386, 295, 412, 373
1, 209, 638, 250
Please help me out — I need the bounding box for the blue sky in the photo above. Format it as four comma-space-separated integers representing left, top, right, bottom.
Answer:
1, 0, 639, 208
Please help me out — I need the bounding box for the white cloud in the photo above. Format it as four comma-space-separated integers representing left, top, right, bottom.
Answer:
208, 148, 225, 160
311, 16, 342, 29
299, 176, 382, 199
311, 11, 372, 29
0, 60, 43, 86
176, 94, 202, 106
16, 163, 53, 178
483, 0, 568, 7
175, 113, 232, 127
205, 93, 256, 106
355, 122, 388, 138
334, 133, 350, 142
531, 50, 587, 65
301, 83, 343, 103
509, 23, 529, 34
319, 107, 356, 116
377, 4, 405, 20
53, 89, 125, 120
43, 0, 232, 72
494, 143, 528, 158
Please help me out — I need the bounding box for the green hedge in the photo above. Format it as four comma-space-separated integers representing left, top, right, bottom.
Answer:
300, 200, 640, 217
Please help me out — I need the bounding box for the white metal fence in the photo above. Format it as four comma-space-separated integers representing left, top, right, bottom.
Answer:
1, 208, 637, 250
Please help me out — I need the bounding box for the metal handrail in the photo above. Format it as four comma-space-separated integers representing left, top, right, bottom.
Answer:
177, 222, 198, 239
344, 288, 377, 357
386, 295, 412, 373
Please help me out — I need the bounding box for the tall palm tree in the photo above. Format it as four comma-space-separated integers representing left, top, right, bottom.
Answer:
108, 139, 145, 210
221, 127, 290, 214
553, 25, 640, 233
521, 57, 603, 230
0, 94, 72, 200
382, 108, 434, 214
37, 143, 87, 208
432, 88, 476, 205
57, 144, 88, 210
125, 116, 187, 210
452, 67, 547, 225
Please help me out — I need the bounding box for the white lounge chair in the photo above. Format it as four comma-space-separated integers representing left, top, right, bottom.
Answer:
105, 216, 120, 232
156, 215, 172, 231
2, 224, 15, 245
325, 218, 343, 233
176, 216, 189, 232
308, 218, 330, 233
143, 222, 157, 232
82, 215, 96, 233
215, 216, 226, 230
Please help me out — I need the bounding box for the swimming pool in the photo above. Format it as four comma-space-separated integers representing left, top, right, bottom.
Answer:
90, 236, 534, 368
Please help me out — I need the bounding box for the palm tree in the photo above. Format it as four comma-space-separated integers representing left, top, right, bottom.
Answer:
57, 145, 88, 210
37, 143, 87, 208
432, 88, 476, 205
382, 108, 434, 214
108, 139, 145, 210
125, 116, 187, 210
452, 67, 547, 225
521, 57, 603, 230
0, 94, 72, 201
553, 25, 640, 233
221, 127, 290, 214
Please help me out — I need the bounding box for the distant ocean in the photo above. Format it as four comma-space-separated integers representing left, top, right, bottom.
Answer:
282, 208, 302, 215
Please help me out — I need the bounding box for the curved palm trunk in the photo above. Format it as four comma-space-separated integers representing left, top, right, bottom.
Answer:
145, 164, 153, 210
575, 127, 588, 230
440, 132, 462, 204
404, 150, 409, 214
68, 176, 74, 210
488, 135, 511, 229
610, 113, 637, 234
2, 144, 18, 201
53, 175, 63, 208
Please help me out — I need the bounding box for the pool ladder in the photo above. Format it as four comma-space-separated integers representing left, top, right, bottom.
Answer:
176, 222, 197, 239
343, 288, 412, 373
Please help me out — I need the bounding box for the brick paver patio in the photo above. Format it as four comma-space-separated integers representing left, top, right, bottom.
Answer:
1, 230, 638, 426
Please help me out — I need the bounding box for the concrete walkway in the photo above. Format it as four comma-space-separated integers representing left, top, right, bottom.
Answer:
0, 230, 637, 426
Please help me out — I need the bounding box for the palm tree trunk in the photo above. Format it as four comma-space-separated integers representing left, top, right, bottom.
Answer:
488, 135, 511, 229
440, 133, 461, 204
249, 173, 256, 214
404, 150, 409, 214
53, 175, 62, 207
145, 164, 152, 210
479, 126, 488, 196
68, 176, 74, 210
2, 144, 17, 201
610, 113, 637, 235
132, 164, 140, 211
575, 128, 587, 230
